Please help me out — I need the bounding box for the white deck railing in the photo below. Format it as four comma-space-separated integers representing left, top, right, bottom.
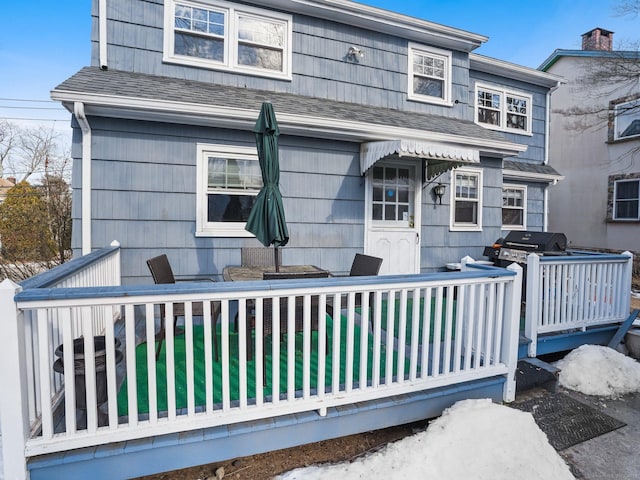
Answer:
0, 250, 522, 479
524, 250, 633, 357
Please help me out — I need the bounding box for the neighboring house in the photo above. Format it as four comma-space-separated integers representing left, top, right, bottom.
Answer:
0, 177, 16, 203
51, 0, 562, 284
540, 28, 640, 252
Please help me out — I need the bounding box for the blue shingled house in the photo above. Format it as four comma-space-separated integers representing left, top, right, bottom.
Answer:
8, 3, 640, 480
52, 0, 563, 283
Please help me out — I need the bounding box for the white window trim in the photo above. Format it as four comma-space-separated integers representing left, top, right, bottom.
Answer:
614, 98, 640, 141
450, 167, 483, 232
407, 43, 452, 106
164, 0, 293, 80
196, 143, 260, 237
501, 184, 527, 231
613, 178, 640, 221
474, 82, 533, 136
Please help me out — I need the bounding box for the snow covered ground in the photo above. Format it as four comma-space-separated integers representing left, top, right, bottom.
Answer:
278, 345, 640, 480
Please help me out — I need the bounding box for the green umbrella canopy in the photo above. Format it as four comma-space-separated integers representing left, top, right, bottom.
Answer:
245, 102, 289, 251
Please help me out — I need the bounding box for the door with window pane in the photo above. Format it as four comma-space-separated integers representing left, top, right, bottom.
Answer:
366, 162, 420, 275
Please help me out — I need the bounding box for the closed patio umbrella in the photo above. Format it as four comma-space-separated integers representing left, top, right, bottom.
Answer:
245, 102, 289, 271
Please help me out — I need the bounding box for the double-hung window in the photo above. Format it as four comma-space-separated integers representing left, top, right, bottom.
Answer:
502, 185, 527, 230
408, 43, 452, 106
165, 0, 292, 79
451, 168, 482, 231
613, 179, 639, 220
613, 98, 640, 140
196, 144, 263, 236
475, 83, 532, 135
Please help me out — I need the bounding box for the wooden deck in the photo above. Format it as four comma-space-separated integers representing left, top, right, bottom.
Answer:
1, 245, 635, 480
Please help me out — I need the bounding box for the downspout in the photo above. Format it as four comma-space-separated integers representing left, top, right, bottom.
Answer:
543, 84, 560, 231
99, 0, 108, 69
74, 102, 92, 255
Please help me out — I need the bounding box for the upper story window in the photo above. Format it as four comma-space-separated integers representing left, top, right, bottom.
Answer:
165, 0, 292, 80
196, 143, 263, 237
502, 185, 527, 230
475, 83, 532, 135
408, 43, 452, 106
613, 98, 640, 141
613, 178, 639, 220
450, 168, 483, 231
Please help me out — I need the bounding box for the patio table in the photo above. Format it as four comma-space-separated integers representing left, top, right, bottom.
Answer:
222, 264, 328, 282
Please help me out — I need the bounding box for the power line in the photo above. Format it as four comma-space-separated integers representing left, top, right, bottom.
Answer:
0, 98, 59, 104
1, 117, 70, 122
1, 106, 66, 111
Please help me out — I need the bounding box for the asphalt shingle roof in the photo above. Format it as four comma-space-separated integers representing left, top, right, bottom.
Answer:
503, 160, 562, 177
54, 67, 508, 144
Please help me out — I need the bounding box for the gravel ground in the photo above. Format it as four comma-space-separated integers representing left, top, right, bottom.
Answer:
133, 420, 427, 480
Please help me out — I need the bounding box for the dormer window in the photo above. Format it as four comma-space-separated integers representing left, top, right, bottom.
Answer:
165, 0, 292, 80
407, 43, 452, 106
475, 82, 532, 135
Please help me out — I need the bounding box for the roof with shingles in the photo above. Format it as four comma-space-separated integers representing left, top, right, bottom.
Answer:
54, 67, 509, 145
503, 159, 562, 177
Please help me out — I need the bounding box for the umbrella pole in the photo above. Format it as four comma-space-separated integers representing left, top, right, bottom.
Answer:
274, 246, 280, 272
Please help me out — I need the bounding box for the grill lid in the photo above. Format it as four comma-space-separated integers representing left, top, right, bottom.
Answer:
502, 231, 567, 252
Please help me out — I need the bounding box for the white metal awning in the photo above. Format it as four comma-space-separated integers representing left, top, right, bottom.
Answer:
360, 139, 480, 179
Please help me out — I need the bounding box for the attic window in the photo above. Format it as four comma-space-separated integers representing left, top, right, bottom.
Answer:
164, 0, 292, 80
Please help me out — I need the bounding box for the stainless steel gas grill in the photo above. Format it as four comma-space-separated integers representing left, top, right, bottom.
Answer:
484, 231, 568, 267
483, 231, 569, 300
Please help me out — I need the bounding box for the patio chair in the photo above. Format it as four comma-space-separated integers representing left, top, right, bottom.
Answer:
146, 254, 220, 360
244, 270, 332, 366
333, 253, 383, 328
348, 253, 383, 277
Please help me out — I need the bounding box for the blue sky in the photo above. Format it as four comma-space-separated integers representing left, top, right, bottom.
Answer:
0, 0, 638, 137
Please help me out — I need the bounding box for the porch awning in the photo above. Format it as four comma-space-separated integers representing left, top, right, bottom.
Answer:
360, 140, 480, 179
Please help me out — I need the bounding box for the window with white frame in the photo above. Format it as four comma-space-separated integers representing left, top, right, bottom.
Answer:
502, 185, 527, 229
408, 43, 452, 105
196, 144, 263, 236
614, 98, 640, 140
451, 168, 482, 230
613, 179, 639, 220
475, 83, 532, 135
165, 0, 292, 79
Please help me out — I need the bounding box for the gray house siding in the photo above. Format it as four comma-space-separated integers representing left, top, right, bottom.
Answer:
73, 117, 365, 284
58, 0, 560, 284
467, 71, 551, 235
419, 159, 504, 270
468, 71, 549, 164
92, 0, 473, 119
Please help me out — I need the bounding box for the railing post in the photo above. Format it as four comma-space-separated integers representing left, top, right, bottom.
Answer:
110, 240, 122, 286
524, 253, 540, 357
502, 263, 522, 403
0, 279, 30, 480
622, 251, 633, 314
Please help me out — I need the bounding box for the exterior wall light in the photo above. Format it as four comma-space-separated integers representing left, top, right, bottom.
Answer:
433, 183, 446, 204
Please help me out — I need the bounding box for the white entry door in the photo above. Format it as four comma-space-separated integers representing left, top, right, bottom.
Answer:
365, 161, 421, 275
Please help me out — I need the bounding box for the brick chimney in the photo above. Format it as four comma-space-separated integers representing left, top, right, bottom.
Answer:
581, 28, 614, 51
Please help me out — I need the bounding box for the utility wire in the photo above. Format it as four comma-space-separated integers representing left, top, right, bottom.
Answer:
1, 106, 66, 111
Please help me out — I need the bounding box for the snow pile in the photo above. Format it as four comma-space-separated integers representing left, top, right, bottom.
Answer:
276, 399, 574, 480
555, 344, 640, 397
